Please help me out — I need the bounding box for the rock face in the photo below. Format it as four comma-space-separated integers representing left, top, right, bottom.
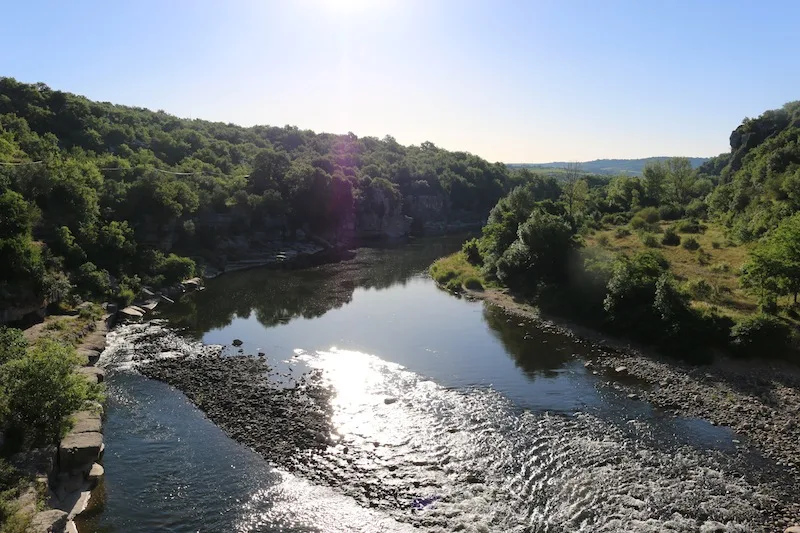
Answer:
28, 509, 68, 533
70, 411, 102, 434
354, 187, 411, 240
76, 367, 105, 385
58, 431, 103, 473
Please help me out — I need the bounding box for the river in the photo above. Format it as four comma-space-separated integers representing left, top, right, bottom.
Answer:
81, 237, 781, 532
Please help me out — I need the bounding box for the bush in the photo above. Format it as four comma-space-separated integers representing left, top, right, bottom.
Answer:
115, 287, 135, 307
696, 248, 712, 265
76, 262, 111, 299
158, 254, 196, 286
78, 302, 103, 321
640, 233, 660, 248
730, 313, 791, 358
658, 204, 683, 221
614, 227, 631, 239
462, 238, 482, 265
629, 216, 658, 233
685, 278, 713, 301
601, 213, 628, 226
675, 219, 704, 234
661, 227, 681, 246
2, 339, 90, 447
597, 235, 610, 247
463, 277, 484, 290
711, 241, 721, 249
710, 261, 731, 273
636, 207, 660, 224
0, 328, 28, 366
682, 236, 700, 251
685, 198, 707, 219
603, 250, 669, 334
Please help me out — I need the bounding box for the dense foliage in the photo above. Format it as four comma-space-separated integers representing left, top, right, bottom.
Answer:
0, 326, 93, 448
463, 101, 800, 360
0, 78, 513, 313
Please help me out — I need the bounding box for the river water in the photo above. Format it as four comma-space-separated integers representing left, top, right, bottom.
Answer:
83, 237, 783, 532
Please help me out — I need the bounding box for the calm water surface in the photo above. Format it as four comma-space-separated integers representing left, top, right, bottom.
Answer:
84, 237, 781, 532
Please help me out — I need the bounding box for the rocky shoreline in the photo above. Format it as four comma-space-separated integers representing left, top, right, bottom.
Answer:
136, 351, 421, 512
14, 312, 110, 533
465, 286, 800, 531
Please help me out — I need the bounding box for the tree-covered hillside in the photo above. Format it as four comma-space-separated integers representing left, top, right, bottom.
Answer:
0, 78, 515, 318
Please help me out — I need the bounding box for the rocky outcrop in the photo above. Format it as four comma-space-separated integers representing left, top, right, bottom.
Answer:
355, 187, 412, 240
51, 315, 110, 533
28, 509, 68, 533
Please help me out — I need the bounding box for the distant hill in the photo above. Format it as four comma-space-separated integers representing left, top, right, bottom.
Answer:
509, 157, 709, 176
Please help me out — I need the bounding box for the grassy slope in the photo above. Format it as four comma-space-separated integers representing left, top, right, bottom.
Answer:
585, 221, 769, 321
429, 252, 487, 292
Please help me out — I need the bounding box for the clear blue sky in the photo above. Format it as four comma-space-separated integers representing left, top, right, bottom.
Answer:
2, 1, 799, 163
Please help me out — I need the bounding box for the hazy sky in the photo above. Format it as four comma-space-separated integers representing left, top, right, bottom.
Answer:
2, 1, 799, 163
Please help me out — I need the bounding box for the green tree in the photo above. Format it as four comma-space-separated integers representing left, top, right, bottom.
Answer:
642, 160, 667, 204
2, 339, 89, 446
495, 209, 577, 292
666, 157, 696, 206
0, 190, 31, 239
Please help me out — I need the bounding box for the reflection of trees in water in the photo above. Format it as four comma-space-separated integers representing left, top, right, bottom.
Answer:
161, 237, 465, 336
482, 304, 590, 377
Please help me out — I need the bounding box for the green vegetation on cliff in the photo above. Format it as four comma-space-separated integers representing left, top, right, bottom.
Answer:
435, 102, 800, 361
0, 78, 521, 317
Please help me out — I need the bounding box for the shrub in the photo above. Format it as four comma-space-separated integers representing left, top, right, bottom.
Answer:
634, 207, 659, 224
711, 241, 721, 249
685, 278, 713, 301
78, 302, 103, 321
76, 262, 111, 299
597, 235, 610, 247
685, 198, 707, 219
675, 219, 704, 234
603, 250, 669, 334
629, 216, 659, 232
463, 277, 484, 290
115, 288, 135, 307
696, 248, 712, 265
601, 213, 628, 226
158, 254, 196, 286
682, 236, 700, 251
710, 261, 731, 273
462, 238, 482, 265
0, 328, 27, 366
614, 227, 631, 239
640, 233, 660, 248
730, 313, 791, 358
661, 227, 681, 246
658, 203, 683, 221
2, 339, 90, 447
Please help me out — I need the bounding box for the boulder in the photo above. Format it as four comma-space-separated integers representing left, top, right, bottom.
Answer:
59, 432, 103, 473
70, 411, 102, 434
29, 509, 68, 533
232, 339, 243, 347
76, 367, 105, 385
119, 306, 143, 320
181, 277, 202, 291
88, 462, 104, 482
784, 527, 800, 533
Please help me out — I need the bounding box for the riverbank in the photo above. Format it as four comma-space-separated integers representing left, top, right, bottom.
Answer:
6, 310, 110, 533
458, 284, 800, 531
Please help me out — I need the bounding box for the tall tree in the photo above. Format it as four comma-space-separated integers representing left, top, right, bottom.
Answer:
666, 157, 696, 206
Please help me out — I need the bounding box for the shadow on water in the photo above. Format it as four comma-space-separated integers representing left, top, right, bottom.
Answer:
161, 236, 467, 336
